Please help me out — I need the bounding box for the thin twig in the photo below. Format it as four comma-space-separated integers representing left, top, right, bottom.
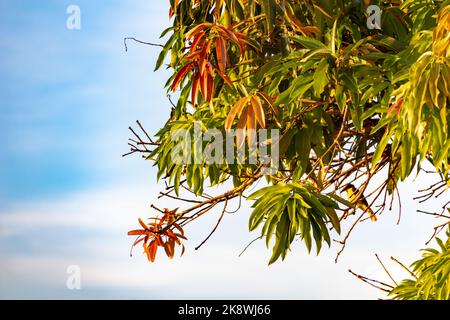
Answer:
348, 269, 394, 293
425, 221, 450, 245
390, 256, 418, 280
238, 236, 263, 257
195, 199, 228, 250
375, 254, 398, 286
124, 37, 164, 52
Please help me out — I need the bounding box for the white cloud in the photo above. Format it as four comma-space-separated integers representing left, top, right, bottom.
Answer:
0, 175, 446, 299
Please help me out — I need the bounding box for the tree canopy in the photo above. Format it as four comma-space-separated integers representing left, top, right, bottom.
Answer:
125, 0, 450, 299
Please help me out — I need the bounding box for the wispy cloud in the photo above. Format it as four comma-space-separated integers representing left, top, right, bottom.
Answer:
0, 178, 442, 300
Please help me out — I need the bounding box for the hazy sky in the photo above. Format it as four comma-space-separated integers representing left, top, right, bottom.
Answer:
0, 0, 446, 299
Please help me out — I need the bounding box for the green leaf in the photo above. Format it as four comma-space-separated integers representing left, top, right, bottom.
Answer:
261, 0, 277, 34
291, 36, 326, 50
313, 58, 330, 97
155, 32, 177, 71
372, 126, 393, 170
268, 213, 290, 265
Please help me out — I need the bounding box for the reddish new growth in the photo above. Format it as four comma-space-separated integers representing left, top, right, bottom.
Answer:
128, 208, 187, 262
388, 98, 404, 116
171, 22, 249, 105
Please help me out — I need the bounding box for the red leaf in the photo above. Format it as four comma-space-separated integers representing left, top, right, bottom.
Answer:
172, 223, 184, 236
173, 233, 188, 240
169, 0, 181, 18
200, 40, 213, 58
215, 37, 227, 72
171, 62, 195, 92
250, 96, 266, 128
128, 229, 145, 236
185, 23, 212, 40
199, 59, 208, 76
191, 72, 200, 106
159, 214, 167, 226
388, 98, 404, 115
138, 218, 148, 230
211, 64, 233, 87
190, 32, 205, 53
200, 72, 208, 100
155, 235, 163, 246
217, 26, 245, 55
148, 241, 158, 262
163, 239, 175, 259
206, 73, 214, 102
184, 49, 202, 61
258, 92, 278, 117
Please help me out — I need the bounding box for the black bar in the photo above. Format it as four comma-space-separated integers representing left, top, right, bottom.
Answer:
0, 300, 448, 318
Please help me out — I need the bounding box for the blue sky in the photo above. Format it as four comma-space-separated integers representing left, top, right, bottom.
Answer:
0, 1, 447, 299
0, 0, 172, 203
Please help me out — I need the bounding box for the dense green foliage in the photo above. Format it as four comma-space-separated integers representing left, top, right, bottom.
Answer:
128, 0, 450, 299
390, 228, 450, 300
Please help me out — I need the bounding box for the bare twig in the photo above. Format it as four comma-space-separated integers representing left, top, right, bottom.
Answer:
425, 221, 450, 245
390, 256, 418, 280
124, 37, 164, 52
238, 236, 263, 257
417, 210, 450, 220
348, 269, 394, 293
375, 254, 398, 286
195, 199, 228, 250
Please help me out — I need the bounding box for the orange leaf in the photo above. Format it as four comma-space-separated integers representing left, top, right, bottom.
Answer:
172, 233, 188, 240
215, 37, 227, 72
206, 73, 214, 102
166, 230, 177, 239
171, 62, 195, 92
169, 0, 181, 18
138, 218, 148, 230
246, 105, 257, 147
191, 72, 200, 106
190, 32, 205, 53
201, 40, 213, 57
211, 64, 233, 87
200, 71, 208, 101
172, 223, 184, 236
214, 0, 224, 18
184, 49, 202, 60
144, 242, 151, 260
163, 241, 174, 259
128, 229, 145, 236
236, 108, 248, 149
148, 241, 158, 262
159, 214, 168, 226
155, 235, 163, 246
199, 59, 208, 76
388, 98, 404, 115
217, 26, 244, 55
185, 23, 212, 40
250, 96, 266, 128
225, 97, 248, 130
258, 92, 278, 117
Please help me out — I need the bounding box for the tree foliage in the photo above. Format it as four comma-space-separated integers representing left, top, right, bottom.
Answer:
126, 0, 450, 280
389, 227, 450, 300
